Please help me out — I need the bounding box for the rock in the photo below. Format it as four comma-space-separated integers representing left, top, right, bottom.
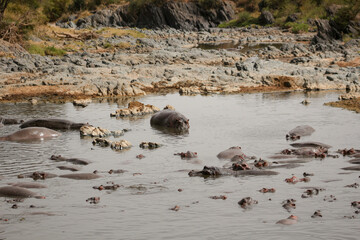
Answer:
111, 101, 160, 117
73, 99, 91, 107
259, 11, 274, 25
139, 142, 162, 149
312, 19, 342, 44
80, 125, 124, 138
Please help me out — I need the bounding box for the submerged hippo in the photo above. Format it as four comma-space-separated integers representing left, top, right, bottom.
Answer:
59, 173, 101, 180
188, 166, 278, 178
217, 146, 247, 160
0, 186, 43, 198
286, 125, 315, 140
20, 119, 86, 130
290, 142, 332, 149
276, 215, 298, 225
0, 117, 24, 125
7, 182, 47, 189
150, 109, 189, 133
0, 127, 61, 142
50, 155, 90, 165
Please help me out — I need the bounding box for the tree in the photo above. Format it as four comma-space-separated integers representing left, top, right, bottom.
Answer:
0, 0, 10, 23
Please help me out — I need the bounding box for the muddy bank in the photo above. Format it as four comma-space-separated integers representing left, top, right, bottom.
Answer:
0, 27, 359, 104
325, 97, 360, 113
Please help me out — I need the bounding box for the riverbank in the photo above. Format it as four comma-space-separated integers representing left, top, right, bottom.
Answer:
0, 25, 359, 111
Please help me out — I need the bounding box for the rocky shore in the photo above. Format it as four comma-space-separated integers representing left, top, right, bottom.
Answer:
0, 21, 359, 105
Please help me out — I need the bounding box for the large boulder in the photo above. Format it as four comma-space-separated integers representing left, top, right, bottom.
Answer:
311, 19, 342, 44
258, 10, 274, 25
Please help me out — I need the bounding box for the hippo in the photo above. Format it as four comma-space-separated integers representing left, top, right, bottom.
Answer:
217, 146, 247, 160
342, 166, 360, 171
174, 151, 197, 158
286, 125, 315, 140
349, 159, 360, 164
18, 171, 58, 180
276, 215, 298, 225
0, 117, 24, 125
188, 166, 278, 178
238, 197, 258, 209
150, 109, 189, 133
59, 173, 101, 180
50, 155, 90, 165
290, 142, 332, 149
20, 119, 86, 130
7, 182, 47, 189
0, 186, 43, 198
0, 127, 61, 142
57, 166, 80, 172
281, 147, 328, 158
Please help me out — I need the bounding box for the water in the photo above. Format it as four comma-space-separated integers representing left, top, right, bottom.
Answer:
0, 91, 359, 240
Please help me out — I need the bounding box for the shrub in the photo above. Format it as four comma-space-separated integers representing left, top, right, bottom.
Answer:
284, 22, 309, 33
44, 46, 66, 56
219, 11, 258, 28
26, 44, 66, 56
43, 0, 72, 22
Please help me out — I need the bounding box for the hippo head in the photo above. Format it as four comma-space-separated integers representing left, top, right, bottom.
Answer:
173, 118, 190, 131
188, 166, 221, 177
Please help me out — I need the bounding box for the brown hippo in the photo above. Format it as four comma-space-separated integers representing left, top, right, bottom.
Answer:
276, 215, 298, 225
7, 182, 47, 189
217, 146, 247, 160
150, 109, 189, 133
0, 186, 44, 198
286, 125, 315, 140
0, 127, 61, 142
59, 173, 101, 180
20, 119, 86, 130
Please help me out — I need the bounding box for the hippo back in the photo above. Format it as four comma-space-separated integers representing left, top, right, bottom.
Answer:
150, 110, 189, 132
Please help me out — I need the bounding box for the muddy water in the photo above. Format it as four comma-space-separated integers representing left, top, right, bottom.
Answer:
0, 91, 359, 240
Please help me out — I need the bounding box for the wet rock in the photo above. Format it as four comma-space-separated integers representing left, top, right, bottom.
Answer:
238, 197, 258, 209
110, 101, 160, 117
276, 215, 298, 225
139, 142, 162, 149
80, 125, 124, 138
92, 137, 132, 150
254, 159, 270, 168
136, 154, 145, 159
108, 169, 127, 174
301, 99, 311, 105
73, 98, 91, 107
303, 172, 314, 177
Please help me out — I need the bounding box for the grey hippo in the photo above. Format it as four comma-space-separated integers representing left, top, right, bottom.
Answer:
217, 146, 247, 160
20, 118, 86, 130
188, 166, 278, 177
59, 173, 101, 180
0, 186, 44, 198
7, 182, 47, 189
286, 125, 315, 140
290, 141, 332, 149
50, 155, 90, 165
0, 117, 24, 125
0, 127, 61, 142
150, 109, 189, 133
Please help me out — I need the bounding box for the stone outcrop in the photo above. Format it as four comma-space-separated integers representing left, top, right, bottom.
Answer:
73, 1, 235, 31
110, 101, 160, 117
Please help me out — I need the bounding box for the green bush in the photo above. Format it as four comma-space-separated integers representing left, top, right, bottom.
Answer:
219, 11, 258, 28
44, 46, 66, 56
284, 22, 309, 33
43, 0, 72, 22
27, 44, 45, 56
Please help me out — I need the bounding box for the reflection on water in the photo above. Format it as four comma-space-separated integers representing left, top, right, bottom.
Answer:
0, 91, 360, 240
